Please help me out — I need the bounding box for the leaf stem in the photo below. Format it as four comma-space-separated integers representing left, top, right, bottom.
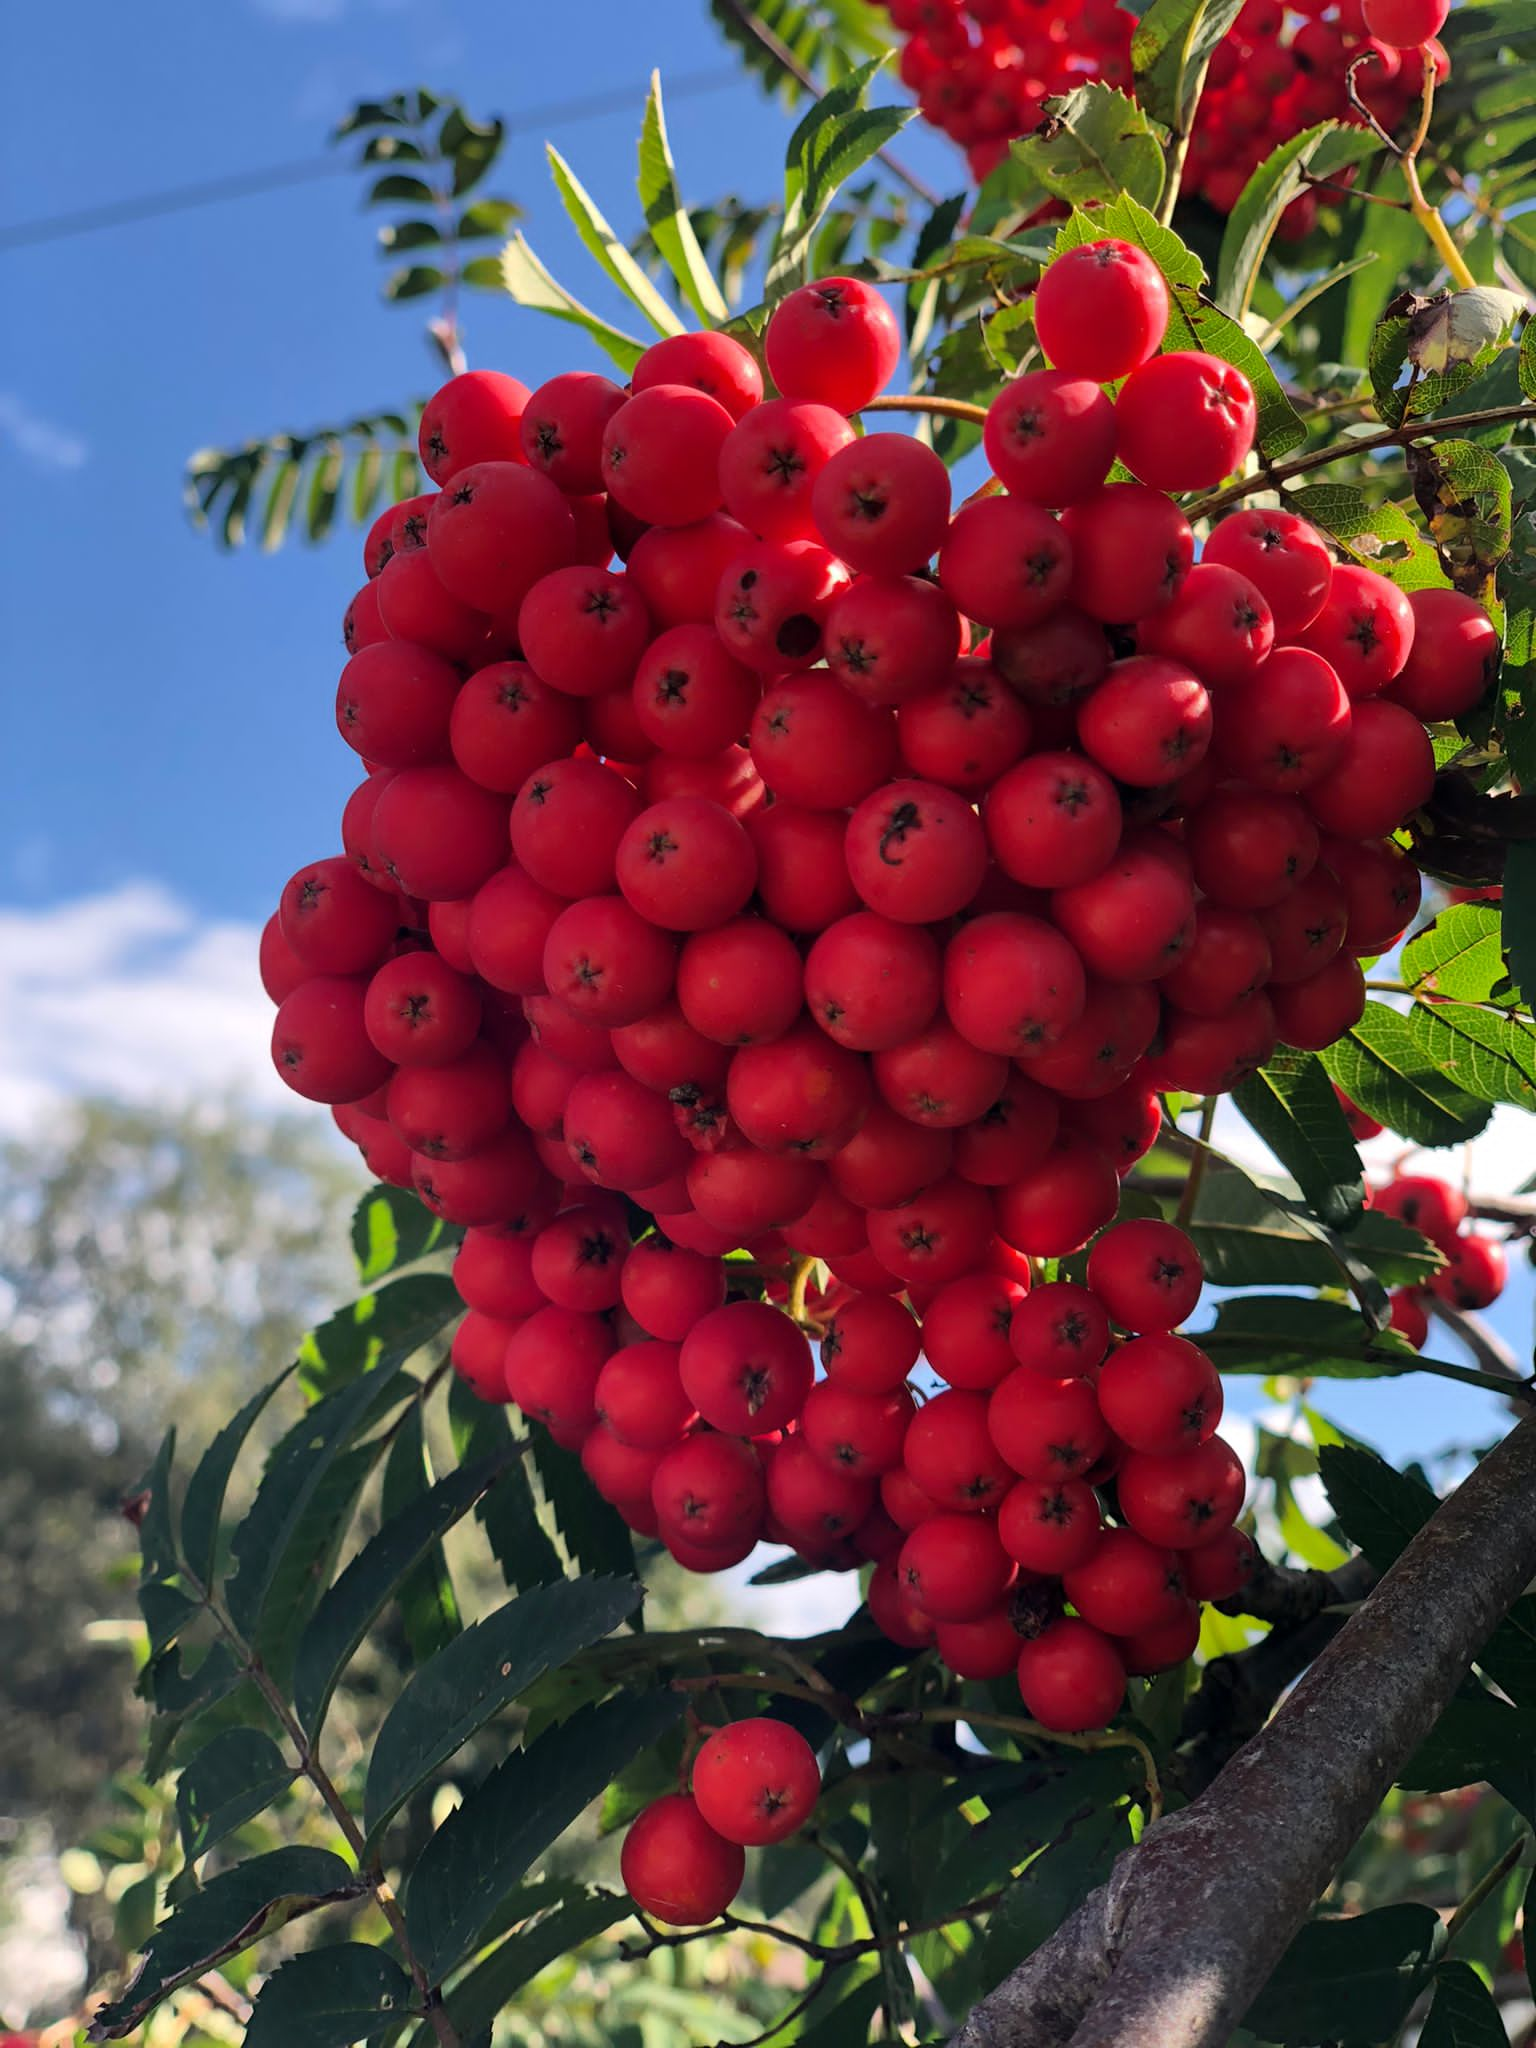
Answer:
1184, 400, 1536, 520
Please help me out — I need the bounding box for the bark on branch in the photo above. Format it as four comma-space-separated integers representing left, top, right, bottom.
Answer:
949, 1408, 1536, 2048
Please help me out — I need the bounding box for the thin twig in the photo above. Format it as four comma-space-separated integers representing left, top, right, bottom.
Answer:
715, 0, 941, 207
899, 1704, 1164, 1824
1177, 1098, 1219, 1229
1445, 1834, 1530, 1947
1185, 399, 1536, 520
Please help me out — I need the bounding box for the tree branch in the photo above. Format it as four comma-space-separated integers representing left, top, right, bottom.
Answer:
948, 1407, 1536, 2048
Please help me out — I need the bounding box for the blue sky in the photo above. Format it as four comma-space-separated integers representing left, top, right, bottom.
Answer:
0, 0, 1529, 1462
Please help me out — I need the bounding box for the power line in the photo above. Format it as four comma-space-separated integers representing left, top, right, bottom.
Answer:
0, 65, 743, 254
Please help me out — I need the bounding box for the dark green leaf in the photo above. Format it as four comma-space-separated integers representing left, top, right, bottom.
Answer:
1189, 1161, 1441, 1291
448, 1381, 562, 1591
382, 1402, 462, 1667
363, 1575, 641, 1838
421, 1889, 625, 2045
1244, 1904, 1443, 2044
225, 1309, 441, 1638
638, 71, 730, 327
378, 220, 440, 255
1521, 318, 1536, 402
1317, 1002, 1492, 1145
134, 1429, 180, 1583
531, 1431, 637, 1581
182, 1372, 293, 1589
1409, 1001, 1536, 1110
350, 1185, 452, 1286
177, 1729, 294, 1861
294, 1446, 514, 1739
1419, 1959, 1514, 2047
245, 1945, 415, 2046
768, 55, 909, 296
982, 1807, 1131, 1980
795, 1970, 885, 2048
406, 1691, 683, 1978
384, 265, 445, 302
1200, 1294, 1418, 1378
85, 1848, 359, 2039
1216, 124, 1348, 318
255, 1442, 387, 1691
1132, 0, 1246, 130
299, 1271, 460, 1399
1401, 1692, 1536, 1793
1318, 1442, 1437, 1570
1233, 1048, 1364, 1228
1009, 83, 1165, 215
921, 1755, 1138, 1918
1403, 904, 1509, 1002
369, 173, 436, 206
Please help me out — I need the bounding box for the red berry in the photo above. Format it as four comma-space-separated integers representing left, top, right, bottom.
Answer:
676, 916, 804, 1046
715, 539, 851, 674
419, 370, 530, 483
1033, 240, 1169, 382
692, 1718, 820, 1847
1060, 485, 1193, 622
902, 1387, 1015, 1512
426, 461, 576, 616
371, 766, 509, 902
984, 369, 1117, 506
938, 496, 1074, 630
365, 951, 481, 1067
1203, 508, 1333, 636
988, 1368, 1109, 1482
1391, 589, 1497, 721
1118, 1437, 1246, 1548
1087, 1219, 1204, 1332
1076, 656, 1212, 787
719, 398, 856, 540
1114, 351, 1256, 492
898, 1512, 1015, 1621
1304, 699, 1435, 839
805, 912, 943, 1052
751, 671, 898, 809
1009, 1280, 1111, 1377
632, 330, 764, 419
811, 432, 952, 574
519, 371, 626, 492
1432, 1233, 1507, 1311
616, 797, 758, 933
1097, 1332, 1223, 1455
942, 912, 1087, 1055
998, 1477, 1104, 1574
652, 1432, 765, 1549
921, 1273, 1029, 1390
765, 275, 902, 415
621, 1794, 744, 1926
1137, 562, 1275, 686
1017, 1617, 1126, 1732
620, 1235, 727, 1342
845, 779, 988, 923
602, 384, 734, 527
821, 1291, 923, 1392
1299, 564, 1415, 698
995, 1131, 1120, 1257
272, 977, 394, 1105
677, 1300, 812, 1436
336, 640, 461, 769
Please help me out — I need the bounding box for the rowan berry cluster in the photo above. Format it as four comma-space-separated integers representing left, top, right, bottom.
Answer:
1368, 1168, 1509, 1342
874, 0, 1451, 222
260, 238, 1472, 1782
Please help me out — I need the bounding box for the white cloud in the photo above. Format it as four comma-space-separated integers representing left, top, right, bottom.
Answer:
0, 391, 88, 473
0, 883, 287, 1131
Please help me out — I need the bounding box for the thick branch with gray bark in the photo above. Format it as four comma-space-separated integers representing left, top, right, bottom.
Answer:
949, 1408, 1536, 2048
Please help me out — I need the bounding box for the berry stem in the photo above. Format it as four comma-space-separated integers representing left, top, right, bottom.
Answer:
862, 393, 991, 424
